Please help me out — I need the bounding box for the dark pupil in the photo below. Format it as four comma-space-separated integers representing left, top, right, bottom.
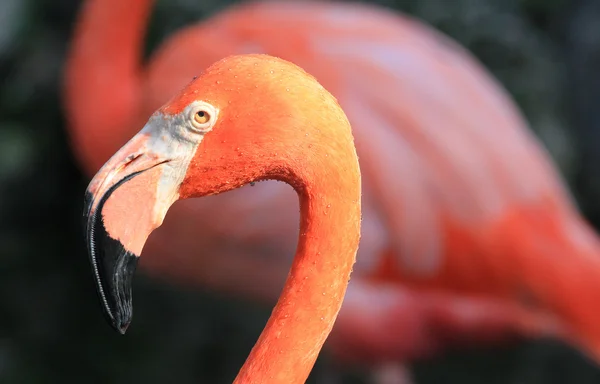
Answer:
198, 111, 205, 117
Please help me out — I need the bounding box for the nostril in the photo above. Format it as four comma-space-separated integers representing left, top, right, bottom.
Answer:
119, 153, 143, 172
126, 153, 142, 165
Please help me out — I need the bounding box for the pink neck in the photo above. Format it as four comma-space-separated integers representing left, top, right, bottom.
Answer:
233, 164, 361, 383
63, 0, 153, 174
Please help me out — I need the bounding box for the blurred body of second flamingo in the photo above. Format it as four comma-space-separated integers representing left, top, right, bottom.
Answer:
63, 0, 600, 373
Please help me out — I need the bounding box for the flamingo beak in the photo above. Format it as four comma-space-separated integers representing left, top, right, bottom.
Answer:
82, 115, 198, 334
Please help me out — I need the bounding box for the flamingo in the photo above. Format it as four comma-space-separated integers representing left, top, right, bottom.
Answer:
65, 0, 600, 376
83, 54, 362, 384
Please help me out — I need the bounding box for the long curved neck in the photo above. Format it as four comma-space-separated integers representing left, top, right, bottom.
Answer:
63, 0, 153, 174
233, 149, 362, 383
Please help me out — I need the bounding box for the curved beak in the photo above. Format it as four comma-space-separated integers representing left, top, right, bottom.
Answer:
83, 116, 196, 333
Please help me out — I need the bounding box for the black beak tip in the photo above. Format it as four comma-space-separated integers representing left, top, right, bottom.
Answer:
110, 294, 133, 335
99, 288, 133, 335
115, 319, 131, 335
93, 243, 137, 335
104, 299, 132, 335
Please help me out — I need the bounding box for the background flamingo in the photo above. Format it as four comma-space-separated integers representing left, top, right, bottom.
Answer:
63, 0, 600, 378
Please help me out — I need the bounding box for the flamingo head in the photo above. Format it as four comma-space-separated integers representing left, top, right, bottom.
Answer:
82, 54, 348, 333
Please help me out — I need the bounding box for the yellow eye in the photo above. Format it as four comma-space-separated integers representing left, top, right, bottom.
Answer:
194, 110, 210, 125
188, 102, 218, 133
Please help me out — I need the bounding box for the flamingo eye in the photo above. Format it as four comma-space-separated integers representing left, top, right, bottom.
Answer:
194, 110, 210, 124
188, 102, 218, 133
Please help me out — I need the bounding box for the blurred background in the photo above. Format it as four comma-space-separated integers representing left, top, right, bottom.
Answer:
2, 0, 600, 383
